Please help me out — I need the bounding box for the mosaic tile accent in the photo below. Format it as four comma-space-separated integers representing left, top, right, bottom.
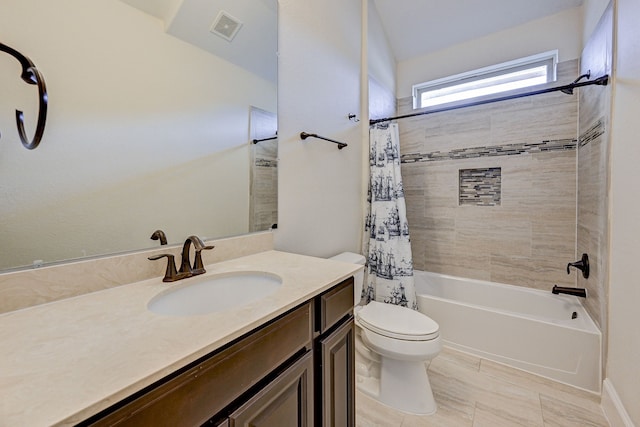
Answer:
255, 158, 278, 167
578, 118, 605, 147
401, 138, 577, 163
459, 167, 501, 206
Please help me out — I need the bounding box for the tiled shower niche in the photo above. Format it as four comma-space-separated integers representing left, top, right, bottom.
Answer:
459, 167, 501, 206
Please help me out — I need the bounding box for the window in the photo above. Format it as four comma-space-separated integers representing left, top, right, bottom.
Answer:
413, 51, 558, 109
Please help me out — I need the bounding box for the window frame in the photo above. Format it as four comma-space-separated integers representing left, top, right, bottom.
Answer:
412, 50, 559, 110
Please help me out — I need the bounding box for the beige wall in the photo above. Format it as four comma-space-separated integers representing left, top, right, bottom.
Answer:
582, 0, 612, 43
606, 0, 640, 423
367, 0, 396, 121
274, 0, 365, 258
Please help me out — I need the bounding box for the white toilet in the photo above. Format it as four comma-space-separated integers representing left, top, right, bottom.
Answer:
330, 252, 442, 415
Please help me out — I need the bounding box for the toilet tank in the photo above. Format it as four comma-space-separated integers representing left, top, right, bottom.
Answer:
329, 252, 366, 305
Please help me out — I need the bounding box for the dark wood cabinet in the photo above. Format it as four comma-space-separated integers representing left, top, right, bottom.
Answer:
318, 318, 355, 427
80, 278, 355, 427
315, 278, 355, 427
228, 352, 313, 427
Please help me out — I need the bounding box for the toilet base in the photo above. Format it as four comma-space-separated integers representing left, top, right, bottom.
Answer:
356, 356, 437, 415
379, 358, 437, 415
354, 319, 438, 415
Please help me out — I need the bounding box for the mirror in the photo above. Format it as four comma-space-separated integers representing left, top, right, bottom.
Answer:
0, 0, 277, 271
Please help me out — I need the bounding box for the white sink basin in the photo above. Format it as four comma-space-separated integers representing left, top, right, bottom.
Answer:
148, 272, 282, 316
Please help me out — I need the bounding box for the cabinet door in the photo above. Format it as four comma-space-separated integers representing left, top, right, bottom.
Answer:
318, 318, 355, 427
229, 351, 314, 427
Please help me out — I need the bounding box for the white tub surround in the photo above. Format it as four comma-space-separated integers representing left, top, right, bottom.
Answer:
415, 270, 601, 393
0, 251, 362, 426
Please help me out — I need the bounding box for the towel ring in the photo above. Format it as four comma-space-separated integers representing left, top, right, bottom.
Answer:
1, 42, 49, 150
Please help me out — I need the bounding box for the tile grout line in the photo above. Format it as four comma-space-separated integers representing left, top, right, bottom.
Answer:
537, 391, 546, 426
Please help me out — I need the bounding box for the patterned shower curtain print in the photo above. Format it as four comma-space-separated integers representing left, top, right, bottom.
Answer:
363, 123, 418, 310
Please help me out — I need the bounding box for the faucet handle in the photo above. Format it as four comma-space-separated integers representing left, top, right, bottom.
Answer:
149, 253, 188, 282
192, 245, 215, 275
567, 253, 590, 279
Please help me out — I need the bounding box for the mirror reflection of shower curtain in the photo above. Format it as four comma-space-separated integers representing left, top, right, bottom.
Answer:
363, 123, 417, 310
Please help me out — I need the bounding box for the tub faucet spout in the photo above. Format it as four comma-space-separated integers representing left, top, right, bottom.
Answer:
552, 285, 587, 298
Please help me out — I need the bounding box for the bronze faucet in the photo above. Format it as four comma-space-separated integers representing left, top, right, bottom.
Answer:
179, 235, 214, 276
148, 253, 188, 282
150, 229, 168, 245
148, 235, 214, 282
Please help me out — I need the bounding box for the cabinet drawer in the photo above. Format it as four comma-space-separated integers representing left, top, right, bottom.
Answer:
317, 277, 354, 334
86, 302, 313, 427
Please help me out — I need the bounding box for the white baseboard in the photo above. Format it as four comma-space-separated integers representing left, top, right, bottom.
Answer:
602, 379, 636, 427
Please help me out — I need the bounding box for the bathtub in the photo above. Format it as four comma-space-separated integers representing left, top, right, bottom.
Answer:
414, 271, 601, 393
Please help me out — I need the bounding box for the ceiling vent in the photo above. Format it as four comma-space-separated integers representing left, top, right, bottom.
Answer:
210, 11, 243, 42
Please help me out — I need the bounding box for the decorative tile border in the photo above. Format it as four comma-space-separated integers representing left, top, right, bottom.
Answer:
459, 167, 501, 206
578, 118, 605, 147
401, 138, 576, 163
255, 158, 278, 167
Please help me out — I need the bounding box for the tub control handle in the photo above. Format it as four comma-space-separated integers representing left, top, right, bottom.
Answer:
567, 253, 589, 279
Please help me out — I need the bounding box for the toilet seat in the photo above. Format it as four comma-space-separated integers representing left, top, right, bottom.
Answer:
357, 301, 439, 341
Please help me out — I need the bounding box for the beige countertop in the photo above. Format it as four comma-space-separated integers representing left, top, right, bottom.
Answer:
0, 250, 362, 426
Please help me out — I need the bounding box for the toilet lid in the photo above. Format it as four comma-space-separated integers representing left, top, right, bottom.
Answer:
357, 301, 439, 341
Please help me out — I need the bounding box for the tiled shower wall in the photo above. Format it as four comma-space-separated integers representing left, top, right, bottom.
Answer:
577, 4, 613, 334
400, 60, 579, 290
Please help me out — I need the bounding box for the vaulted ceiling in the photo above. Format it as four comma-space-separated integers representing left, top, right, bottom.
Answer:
119, 0, 584, 81
372, 0, 584, 62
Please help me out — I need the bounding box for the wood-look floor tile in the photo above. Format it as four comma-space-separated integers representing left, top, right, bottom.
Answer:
434, 346, 482, 373
402, 405, 473, 427
479, 358, 601, 408
357, 391, 405, 427
428, 369, 477, 420
540, 394, 609, 427
472, 403, 542, 427
469, 369, 545, 426
355, 348, 609, 427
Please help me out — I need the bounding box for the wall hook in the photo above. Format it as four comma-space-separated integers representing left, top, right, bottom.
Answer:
0, 42, 48, 150
348, 113, 359, 122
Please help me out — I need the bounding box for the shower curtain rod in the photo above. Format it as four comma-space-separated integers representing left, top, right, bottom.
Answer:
369, 74, 609, 125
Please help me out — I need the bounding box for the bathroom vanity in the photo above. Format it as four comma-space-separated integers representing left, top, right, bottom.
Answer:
0, 250, 360, 426
83, 277, 354, 426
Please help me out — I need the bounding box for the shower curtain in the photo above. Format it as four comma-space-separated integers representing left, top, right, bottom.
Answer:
363, 123, 418, 310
